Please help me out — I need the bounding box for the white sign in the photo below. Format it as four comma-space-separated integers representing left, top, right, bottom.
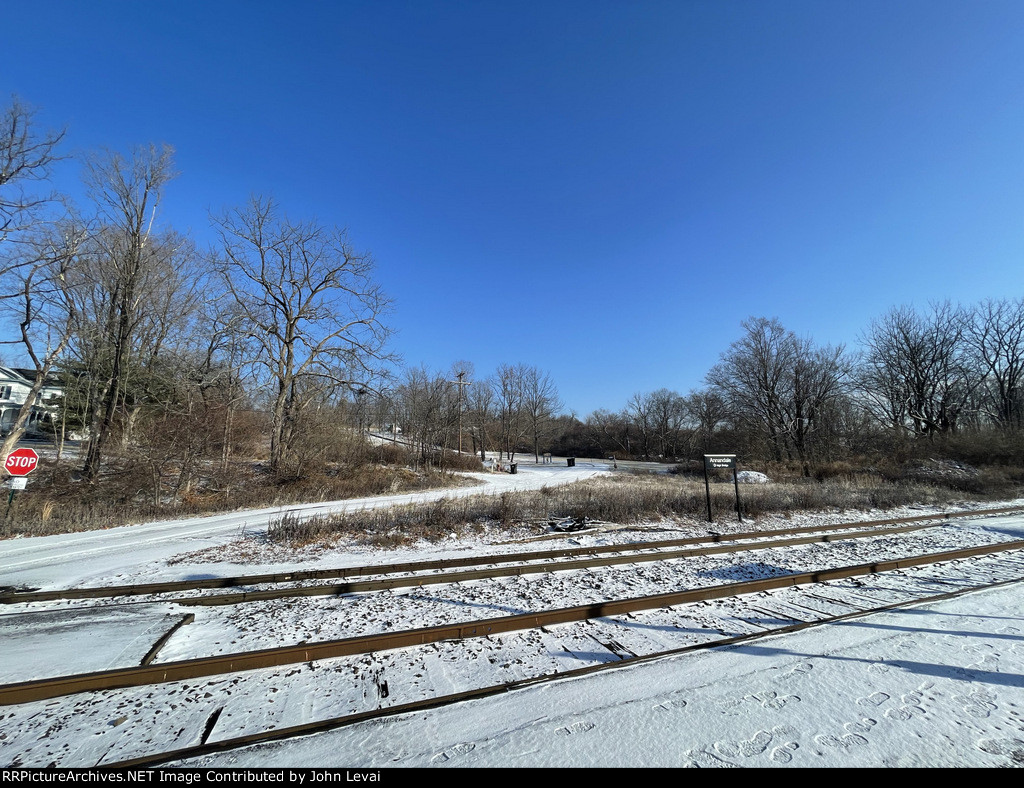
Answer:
8, 477, 27, 490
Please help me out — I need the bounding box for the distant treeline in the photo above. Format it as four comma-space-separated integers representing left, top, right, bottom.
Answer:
543, 302, 1024, 470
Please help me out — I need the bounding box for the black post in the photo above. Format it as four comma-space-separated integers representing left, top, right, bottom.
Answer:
733, 467, 743, 522
704, 462, 712, 522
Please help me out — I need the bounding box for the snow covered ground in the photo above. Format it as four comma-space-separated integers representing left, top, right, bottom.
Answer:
2, 465, 1023, 768
0, 461, 610, 591
188, 585, 1024, 768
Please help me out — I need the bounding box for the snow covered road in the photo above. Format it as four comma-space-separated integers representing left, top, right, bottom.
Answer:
0, 463, 609, 591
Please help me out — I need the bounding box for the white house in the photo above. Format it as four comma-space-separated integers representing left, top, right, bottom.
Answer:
0, 366, 64, 436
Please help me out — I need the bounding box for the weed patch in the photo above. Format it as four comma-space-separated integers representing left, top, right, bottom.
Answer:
266, 471, 1021, 547
0, 456, 479, 539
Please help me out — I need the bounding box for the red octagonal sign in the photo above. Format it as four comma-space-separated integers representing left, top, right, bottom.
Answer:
5, 448, 39, 477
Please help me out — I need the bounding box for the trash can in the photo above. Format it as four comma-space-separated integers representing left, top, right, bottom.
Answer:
509, 463, 517, 474
567, 457, 576, 467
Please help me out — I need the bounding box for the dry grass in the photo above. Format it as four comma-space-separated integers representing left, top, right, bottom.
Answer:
0, 454, 480, 539
7, 450, 1021, 545
267, 470, 1023, 548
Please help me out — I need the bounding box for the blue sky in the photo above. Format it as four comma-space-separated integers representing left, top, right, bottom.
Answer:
4, 1, 1023, 416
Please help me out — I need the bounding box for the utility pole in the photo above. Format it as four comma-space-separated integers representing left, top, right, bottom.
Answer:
449, 370, 470, 454
355, 389, 366, 436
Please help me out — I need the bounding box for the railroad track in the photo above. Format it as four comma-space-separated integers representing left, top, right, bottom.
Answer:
3, 505, 1024, 768
2, 536, 1024, 767
4, 536, 1024, 707
117, 555, 1024, 769
0, 521, 950, 611
4, 503, 1022, 609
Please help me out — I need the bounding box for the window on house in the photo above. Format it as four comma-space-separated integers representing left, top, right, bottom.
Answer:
0, 386, 11, 400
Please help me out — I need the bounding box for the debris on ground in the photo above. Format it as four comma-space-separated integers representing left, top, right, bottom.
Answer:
549, 516, 598, 532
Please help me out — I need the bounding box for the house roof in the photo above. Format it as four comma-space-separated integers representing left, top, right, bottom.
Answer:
0, 366, 64, 388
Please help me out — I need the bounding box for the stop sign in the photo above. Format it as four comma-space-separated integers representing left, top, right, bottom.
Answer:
4, 448, 39, 477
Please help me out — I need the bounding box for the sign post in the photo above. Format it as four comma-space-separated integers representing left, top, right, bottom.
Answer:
702, 454, 743, 523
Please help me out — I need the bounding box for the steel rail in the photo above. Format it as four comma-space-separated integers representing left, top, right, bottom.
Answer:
140, 614, 195, 667
166, 520, 941, 607
0, 520, 958, 619
102, 567, 1024, 769
4, 503, 1021, 605
2, 537, 1023, 707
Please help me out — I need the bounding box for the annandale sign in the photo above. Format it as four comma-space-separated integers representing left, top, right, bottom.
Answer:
702, 453, 742, 523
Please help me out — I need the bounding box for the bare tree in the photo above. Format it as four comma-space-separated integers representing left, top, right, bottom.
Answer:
493, 363, 530, 462
0, 96, 72, 468
0, 96, 65, 247
0, 220, 88, 465
626, 392, 655, 459
858, 303, 979, 438
683, 388, 729, 454
624, 389, 685, 460
587, 408, 633, 457
707, 317, 850, 467
214, 196, 393, 473
193, 294, 254, 471
73, 144, 187, 480
646, 388, 687, 458
466, 377, 494, 462
394, 365, 449, 460
965, 298, 1024, 430
522, 366, 562, 461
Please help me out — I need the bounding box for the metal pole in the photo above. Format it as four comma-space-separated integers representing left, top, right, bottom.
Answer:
733, 467, 743, 522
704, 463, 712, 522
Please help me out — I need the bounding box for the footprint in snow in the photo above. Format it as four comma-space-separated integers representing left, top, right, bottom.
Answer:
429, 742, 476, 764
715, 698, 744, 717
747, 691, 799, 710
815, 733, 867, 749
555, 721, 595, 736
856, 692, 890, 708
955, 690, 998, 719
684, 749, 739, 768
712, 724, 790, 753
713, 729, 774, 758
967, 654, 1000, 672
883, 707, 912, 722
977, 738, 1024, 764
781, 662, 813, 680
844, 718, 877, 734
770, 742, 799, 764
